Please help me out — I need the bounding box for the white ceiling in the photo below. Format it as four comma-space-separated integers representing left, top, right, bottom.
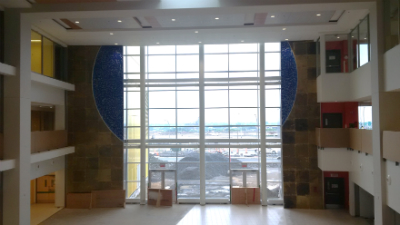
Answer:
26, 2, 370, 46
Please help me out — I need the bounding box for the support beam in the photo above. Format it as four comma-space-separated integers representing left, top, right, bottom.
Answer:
199, 44, 206, 205
140, 46, 146, 205
3, 9, 31, 225
55, 169, 65, 207
259, 43, 267, 205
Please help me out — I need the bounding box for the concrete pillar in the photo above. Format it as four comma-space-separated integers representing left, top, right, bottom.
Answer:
370, 1, 395, 225
55, 169, 65, 207
3, 9, 32, 225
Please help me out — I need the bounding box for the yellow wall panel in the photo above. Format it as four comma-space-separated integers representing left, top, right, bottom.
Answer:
43, 37, 54, 77
31, 31, 42, 74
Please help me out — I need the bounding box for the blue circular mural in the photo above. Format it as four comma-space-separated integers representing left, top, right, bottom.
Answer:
92, 46, 124, 140
281, 41, 298, 124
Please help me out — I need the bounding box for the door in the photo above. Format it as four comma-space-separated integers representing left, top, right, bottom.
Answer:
326, 49, 342, 73
325, 177, 345, 208
322, 113, 343, 128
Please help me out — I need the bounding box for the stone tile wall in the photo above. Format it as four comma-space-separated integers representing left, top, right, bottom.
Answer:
66, 46, 123, 193
282, 41, 323, 209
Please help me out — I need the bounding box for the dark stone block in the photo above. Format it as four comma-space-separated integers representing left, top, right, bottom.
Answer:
73, 171, 85, 182
99, 157, 112, 169
307, 94, 317, 105
86, 157, 99, 169
111, 157, 123, 169
282, 119, 295, 131
295, 93, 308, 106
99, 146, 112, 157
294, 42, 307, 55
308, 118, 320, 131
296, 171, 310, 183
284, 182, 296, 196
297, 183, 310, 196
282, 156, 296, 170
307, 42, 316, 55
111, 145, 123, 157
98, 182, 112, 190
309, 144, 318, 158
295, 119, 309, 131
295, 132, 308, 144
111, 169, 123, 182
283, 170, 295, 182
282, 144, 295, 158
307, 104, 320, 119
284, 196, 297, 208
282, 132, 295, 144
296, 157, 310, 170
309, 158, 319, 170
307, 67, 317, 80
86, 170, 98, 182
295, 144, 309, 158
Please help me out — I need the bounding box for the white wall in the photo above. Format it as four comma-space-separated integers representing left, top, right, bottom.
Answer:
30, 156, 65, 180
359, 186, 375, 218
318, 148, 352, 171
384, 45, 400, 92
317, 64, 372, 103
385, 160, 400, 215
31, 81, 65, 106
350, 151, 374, 195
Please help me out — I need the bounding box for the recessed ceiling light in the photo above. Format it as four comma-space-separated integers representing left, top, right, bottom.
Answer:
156, 42, 160, 44
316, 14, 321, 16
195, 31, 199, 33
110, 33, 114, 35
241, 40, 244, 42
215, 17, 219, 20
172, 19, 176, 21
271, 15, 275, 18
75, 21, 79, 24
285, 39, 289, 41
199, 41, 202, 43
352, 36, 354, 38
115, 43, 118, 45
117, 20, 122, 23
364, 37, 367, 40
337, 36, 340, 39
282, 28, 286, 30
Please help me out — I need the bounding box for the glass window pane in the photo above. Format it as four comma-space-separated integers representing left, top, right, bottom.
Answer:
127, 46, 140, 55
127, 92, 140, 108
230, 108, 258, 125
265, 89, 281, 107
204, 73, 228, 78
265, 108, 281, 125
31, 31, 42, 74
177, 91, 199, 108
205, 126, 229, 139
205, 54, 228, 71
43, 37, 54, 77
265, 42, 281, 52
177, 45, 199, 54
127, 163, 141, 181
178, 127, 199, 139
127, 127, 140, 139
359, 16, 369, 67
265, 71, 280, 77
127, 148, 140, 162
266, 126, 281, 139
204, 44, 228, 53
126, 56, 140, 73
147, 45, 175, 54
148, 55, 175, 72
149, 109, 176, 126
229, 72, 258, 78
127, 110, 140, 126
265, 53, 281, 70
149, 127, 176, 139
229, 90, 258, 107
229, 54, 258, 71
325, 33, 349, 73
205, 108, 228, 126
149, 91, 175, 108
351, 27, 359, 70
126, 181, 140, 199
177, 55, 199, 72
230, 126, 259, 139
177, 109, 199, 126
229, 43, 258, 53
205, 90, 228, 108
148, 74, 176, 79
205, 162, 230, 199
176, 73, 199, 79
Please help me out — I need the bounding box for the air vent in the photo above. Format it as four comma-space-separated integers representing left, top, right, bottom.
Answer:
329, 10, 345, 22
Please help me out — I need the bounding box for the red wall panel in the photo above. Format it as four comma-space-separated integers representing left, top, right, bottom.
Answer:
321, 102, 358, 128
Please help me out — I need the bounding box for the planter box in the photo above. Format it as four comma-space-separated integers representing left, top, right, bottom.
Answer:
231, 187, 260, 205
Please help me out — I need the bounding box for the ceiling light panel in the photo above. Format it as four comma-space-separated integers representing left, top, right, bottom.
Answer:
156, 14, 245, 28
66, 17, 141, 30
264, 11, 335, 25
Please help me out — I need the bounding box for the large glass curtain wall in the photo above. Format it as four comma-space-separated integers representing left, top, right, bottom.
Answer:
124, 43, 282, 204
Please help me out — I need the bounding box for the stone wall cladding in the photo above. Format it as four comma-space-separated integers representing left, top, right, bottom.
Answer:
66, 46, 123, 193
282, 41, 323, 209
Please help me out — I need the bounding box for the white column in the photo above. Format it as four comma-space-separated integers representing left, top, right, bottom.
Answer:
369, 2, 394, 225
319, 34, 327, 75
259, 43, 267, 205
3, 10, 31, 225
140, 46, 146, 204
199, 44, 206, 205
55, 169, 65, 207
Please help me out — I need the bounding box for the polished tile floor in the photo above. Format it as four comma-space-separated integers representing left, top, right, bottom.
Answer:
41, 204, 373, 225
31, 203, 63, 225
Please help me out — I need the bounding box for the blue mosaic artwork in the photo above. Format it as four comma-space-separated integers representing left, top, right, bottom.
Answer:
93, 46, 124, 140
281, 41, 298, 124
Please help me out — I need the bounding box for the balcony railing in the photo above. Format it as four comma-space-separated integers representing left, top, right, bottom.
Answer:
383, 131, 400, 163
316, 128, 372, 154
31, 130, 68, 154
